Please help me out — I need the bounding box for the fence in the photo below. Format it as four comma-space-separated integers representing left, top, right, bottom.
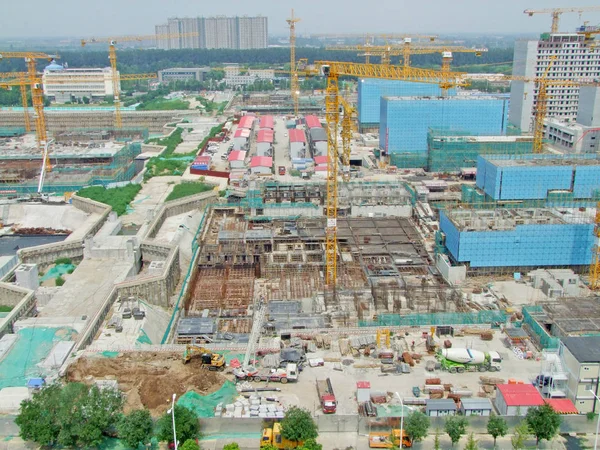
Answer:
359, 310, 507, 327
522, 305, 560, 350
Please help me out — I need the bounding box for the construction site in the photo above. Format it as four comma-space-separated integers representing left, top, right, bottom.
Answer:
0, 4, 600, 449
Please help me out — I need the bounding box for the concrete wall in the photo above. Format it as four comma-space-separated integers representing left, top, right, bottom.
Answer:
145, 191, 217, 240
0, 283, 35, 339
116, 243, 180, 307
18, 196, 111, 268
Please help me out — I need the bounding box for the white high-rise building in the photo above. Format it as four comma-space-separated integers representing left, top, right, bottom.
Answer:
155, 16, 268, 50
509, 32, 600, 132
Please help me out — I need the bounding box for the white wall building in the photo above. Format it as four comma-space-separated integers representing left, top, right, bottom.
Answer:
158, 67, 210, 83
289, 129, 307, 159
223, 64, 275, 87
42, 63, 116, 103
509, 32, 600, 132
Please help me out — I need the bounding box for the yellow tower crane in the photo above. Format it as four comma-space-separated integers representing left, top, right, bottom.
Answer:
286, 9, 301, 117
0, 52, 58, 171
0, 72, 31, 132
298, 61, 467, 286
524, 6, 600, 33
81, 32, 199, 127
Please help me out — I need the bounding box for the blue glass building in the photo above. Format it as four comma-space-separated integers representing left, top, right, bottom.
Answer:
440, 209, 594, 268
357, 79, 452, 130
380, 96, 509, 168
476, 154, 600, 201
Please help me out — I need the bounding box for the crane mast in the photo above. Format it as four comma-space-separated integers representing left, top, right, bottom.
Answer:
286, 9, 301, 117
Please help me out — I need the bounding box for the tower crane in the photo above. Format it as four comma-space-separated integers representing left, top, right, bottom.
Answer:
0, 52, 58, 171
297, 60, 467, 286
286, 9, 301, 117
524, 6, 600, 33
0, 72, 31, 132
81, 31, 199, 127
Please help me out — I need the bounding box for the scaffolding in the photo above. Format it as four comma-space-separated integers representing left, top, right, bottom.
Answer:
427, 128, 534, 172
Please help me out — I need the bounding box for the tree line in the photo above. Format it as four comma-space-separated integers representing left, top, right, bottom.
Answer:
0, 47, 514, 74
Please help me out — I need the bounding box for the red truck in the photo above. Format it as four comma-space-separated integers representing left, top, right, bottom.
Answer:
316, 378, 337, 414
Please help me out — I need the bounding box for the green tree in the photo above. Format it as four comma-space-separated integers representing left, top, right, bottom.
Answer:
16, 383, 124, 448
118, 409, 154, 449
299, 438, 322, 450
82, 96, 90, 104
463, 432, 478, 450
180, 439, 200, 450
511, 420, 530, 450
280, 406, 318, 443
526, 403, 562, 445
445, 416, 468, 447
404, 411, 430, 442
223, 444, 240, 450
487, 414, 508, 447
157, 405, 200, 446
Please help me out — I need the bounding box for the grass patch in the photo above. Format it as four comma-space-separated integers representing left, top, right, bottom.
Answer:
165, 182, 214, 202
54, 257, 72, 265
0, 305, 12, 312
145, 128, 184, 157
55, 276, 65, 287
136, 98, 190, 111
77, 184, 142, 216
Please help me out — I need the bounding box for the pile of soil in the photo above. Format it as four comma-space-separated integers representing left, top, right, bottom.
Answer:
66, 351, 226, 415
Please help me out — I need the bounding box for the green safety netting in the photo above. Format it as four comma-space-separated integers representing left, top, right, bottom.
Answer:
0, 327, 76, 389
177, 381, 238, 418
40, 263, 75, 282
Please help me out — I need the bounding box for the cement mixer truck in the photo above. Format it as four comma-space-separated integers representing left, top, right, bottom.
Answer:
438, 348, 502, 373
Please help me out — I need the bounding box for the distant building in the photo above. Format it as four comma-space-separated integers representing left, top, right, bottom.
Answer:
380, 95, 509, 168
509, 31, 600, 132
157, 67, 210, 83
155, 16, 268, 50
42, 63, 116, 103
223, 64, 275, 86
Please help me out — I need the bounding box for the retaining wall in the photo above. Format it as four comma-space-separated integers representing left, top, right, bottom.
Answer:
145, 191, 217, 240
0, 283, 35, 339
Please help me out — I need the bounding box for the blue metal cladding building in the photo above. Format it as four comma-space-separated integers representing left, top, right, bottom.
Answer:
379, 96, 509, 167
357, 79, 452, 129
476, 154, 600, 201
440, 210, 595, 268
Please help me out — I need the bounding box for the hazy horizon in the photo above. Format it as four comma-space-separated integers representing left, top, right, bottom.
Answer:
1, 0, 599, 38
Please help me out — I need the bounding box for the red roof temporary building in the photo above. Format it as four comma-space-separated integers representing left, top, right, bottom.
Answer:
257, 129, 274, 143
250, 156, 273, 168
228, 150, 246, 162
234, 128, 251, 138
289, 129, 306, 143
238, 115, 255, 129
314, 156, 328, 166
304, 115, 322, 129
259, 115, 274, 129
544, 398, 579, 414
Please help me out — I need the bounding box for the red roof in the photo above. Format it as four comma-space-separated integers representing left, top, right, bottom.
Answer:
314, 156, 328, 165
289, 129, 306, 143
314, 166, 328, 172
497, 384, 544, 407
305, 115, 322, 129
357, 381, 371, 389
259, 115, 274, 129
257, 129, 274, 143
234, 128, 251, 138
238, 115, 255, 129
250, 156, 273, 168
228, 150, 246, 162
544, 398, 578, 414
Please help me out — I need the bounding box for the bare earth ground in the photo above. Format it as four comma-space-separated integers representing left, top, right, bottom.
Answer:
66, 352, 226, 416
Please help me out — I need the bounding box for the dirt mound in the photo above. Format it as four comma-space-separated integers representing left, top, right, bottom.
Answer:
66, 352, 227, 415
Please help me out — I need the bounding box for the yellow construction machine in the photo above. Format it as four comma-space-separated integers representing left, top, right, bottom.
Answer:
182, 345, 226, 371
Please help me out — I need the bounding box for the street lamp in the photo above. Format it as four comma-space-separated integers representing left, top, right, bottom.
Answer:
167, 393, 178, 450
395, 392, 405, 445
589, 390, 600, 450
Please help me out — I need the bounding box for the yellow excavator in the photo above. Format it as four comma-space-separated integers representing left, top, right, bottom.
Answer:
182, 345, 226, 371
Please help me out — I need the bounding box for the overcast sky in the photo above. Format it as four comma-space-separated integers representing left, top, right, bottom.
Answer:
1, 0, 599, 38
